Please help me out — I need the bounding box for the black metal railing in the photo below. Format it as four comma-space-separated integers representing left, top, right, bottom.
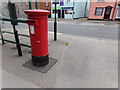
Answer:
0, 0, 38, 56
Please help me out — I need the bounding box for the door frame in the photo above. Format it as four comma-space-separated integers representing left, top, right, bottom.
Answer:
104, 6, 113, 19
62, 9, 65, 18
58, 10, 61, 18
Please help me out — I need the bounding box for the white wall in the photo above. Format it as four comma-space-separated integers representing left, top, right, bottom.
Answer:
2, 2, 27, 18
74, 0, 86, 18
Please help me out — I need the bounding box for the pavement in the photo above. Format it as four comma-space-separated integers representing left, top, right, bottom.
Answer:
0, 26, 118, 88
49, 18, 120, 25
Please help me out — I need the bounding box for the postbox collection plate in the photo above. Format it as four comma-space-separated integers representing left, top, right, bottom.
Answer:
23, 57, 57, 73
29, 25, 34, 34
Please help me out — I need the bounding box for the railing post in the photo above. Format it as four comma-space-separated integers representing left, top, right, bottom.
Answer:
8, 2, 22, 56
35, 0, 38, 9
0, 28, 4, 44
29, 0, 32, 9
13, 25, 22, 56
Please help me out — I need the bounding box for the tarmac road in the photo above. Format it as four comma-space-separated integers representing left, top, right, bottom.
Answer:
48, 21, 118, 40
1, 20, 119, 40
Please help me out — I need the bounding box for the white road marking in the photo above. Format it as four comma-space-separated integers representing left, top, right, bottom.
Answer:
88, 28, 99, 30
48, 31, 62, 35
48, 21, 53, 23
64, 26, 85, 29
64, 26, 99, 30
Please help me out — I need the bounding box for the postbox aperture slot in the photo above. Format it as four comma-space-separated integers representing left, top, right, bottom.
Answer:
28, 21, 36, 23
27, 20, 38, 26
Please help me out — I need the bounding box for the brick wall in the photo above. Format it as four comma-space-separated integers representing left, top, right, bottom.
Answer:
27, 0, 51, 11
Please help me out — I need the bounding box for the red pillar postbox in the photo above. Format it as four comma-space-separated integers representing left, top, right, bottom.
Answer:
24, 9, 50, 67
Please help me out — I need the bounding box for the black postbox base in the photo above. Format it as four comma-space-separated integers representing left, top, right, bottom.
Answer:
32, 55, 49, 67
23, 57, 57, 73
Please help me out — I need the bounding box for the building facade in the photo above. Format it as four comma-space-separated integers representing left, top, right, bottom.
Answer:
51, 0, 90, 19
26, 0, 51, 17
88, 0, 120, 20
2, 2, 27, 18
116, 0, 120, 19
32, 0, 51, 10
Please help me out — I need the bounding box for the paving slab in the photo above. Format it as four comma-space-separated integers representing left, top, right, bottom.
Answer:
0, 69, 2, 89
55, 35, 118, 88
2, 70, 40, 88
1, 31, 118, 88
0, 41, 2, 89
2, 33, 68, 88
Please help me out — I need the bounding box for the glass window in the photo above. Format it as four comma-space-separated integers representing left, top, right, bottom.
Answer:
117, 6, 120, 17
95, 7, 104, 15
97, 0, 104, 2
53, 10, 58, 14
46, 0, 49, 7
53, 0, 59, 3
65, 9, 73, 14
60, 0, 64, 6
67, 0, 70, 3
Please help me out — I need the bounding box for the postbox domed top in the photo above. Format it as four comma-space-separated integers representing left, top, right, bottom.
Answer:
24, 9, 50, 18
